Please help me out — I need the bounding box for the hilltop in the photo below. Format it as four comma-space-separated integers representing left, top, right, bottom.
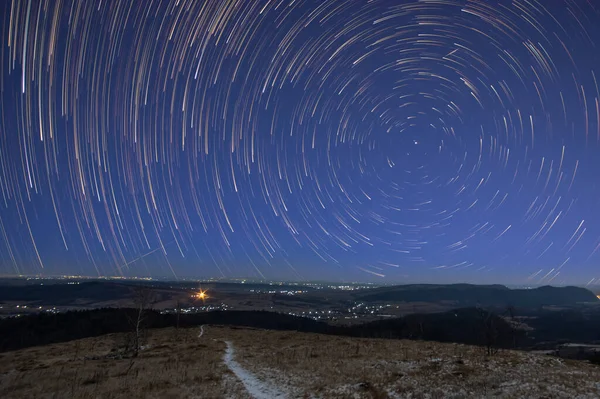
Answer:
354, 284, 598, 307
1, 325, 600, 398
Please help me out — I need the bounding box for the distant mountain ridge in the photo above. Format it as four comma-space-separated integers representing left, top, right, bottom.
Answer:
0, 281, 596, 308
353, 284, 598, 307
0, 281, 133, 305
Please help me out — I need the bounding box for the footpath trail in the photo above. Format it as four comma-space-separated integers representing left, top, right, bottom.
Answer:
222, 340, 288, 399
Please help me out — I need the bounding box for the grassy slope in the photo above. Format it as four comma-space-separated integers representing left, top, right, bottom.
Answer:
225, 326, 600, 398
2, 326, 600, 398
0, 328, 247, 399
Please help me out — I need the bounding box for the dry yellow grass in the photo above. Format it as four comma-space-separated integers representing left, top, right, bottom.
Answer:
0, 327, 247, 399
2, 325, 600, 398
215, 326, 600, 398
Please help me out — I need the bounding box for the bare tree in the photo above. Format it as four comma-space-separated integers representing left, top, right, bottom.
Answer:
506, 305, 515, 320
504, 304, 518, 348
479, 308, 499, 356
123, 286, 155, 359
176, 299, 181, 329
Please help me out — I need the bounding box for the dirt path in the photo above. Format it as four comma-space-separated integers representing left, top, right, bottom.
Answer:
223, 341, 288, 399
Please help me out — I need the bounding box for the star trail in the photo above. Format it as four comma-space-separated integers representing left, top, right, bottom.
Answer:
1, 0, 599, 284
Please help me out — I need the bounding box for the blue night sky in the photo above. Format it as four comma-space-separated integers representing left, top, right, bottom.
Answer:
0, 0, 599, 284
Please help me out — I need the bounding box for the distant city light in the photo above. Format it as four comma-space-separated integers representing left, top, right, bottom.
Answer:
195, 289, 208, 300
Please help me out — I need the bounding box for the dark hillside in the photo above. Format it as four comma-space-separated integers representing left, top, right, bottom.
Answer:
354, 284, 598, 307
0, 282, 134, 306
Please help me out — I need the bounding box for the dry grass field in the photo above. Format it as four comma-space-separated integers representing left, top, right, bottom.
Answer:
223, 326, 600, 398
2, 325, 600, 398
0, 327, 248, 398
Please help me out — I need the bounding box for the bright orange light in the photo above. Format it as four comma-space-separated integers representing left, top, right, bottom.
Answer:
195, 290, 207, 300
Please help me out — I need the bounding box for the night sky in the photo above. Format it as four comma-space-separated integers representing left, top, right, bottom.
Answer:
1, 0, 599, 284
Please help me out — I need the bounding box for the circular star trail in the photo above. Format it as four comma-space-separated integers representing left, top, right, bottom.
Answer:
1, 0, 600, 284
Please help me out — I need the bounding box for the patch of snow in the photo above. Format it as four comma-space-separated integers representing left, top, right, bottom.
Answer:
223, 341, 288, 399
328, 383, 365, 399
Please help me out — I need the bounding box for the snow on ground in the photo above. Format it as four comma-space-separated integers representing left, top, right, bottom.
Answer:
212, 326, 600, 399
223, 340, 288, 399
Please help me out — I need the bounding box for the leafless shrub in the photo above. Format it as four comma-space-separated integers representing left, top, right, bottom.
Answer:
118, 286, 156, 362
479, 308, 499, 356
